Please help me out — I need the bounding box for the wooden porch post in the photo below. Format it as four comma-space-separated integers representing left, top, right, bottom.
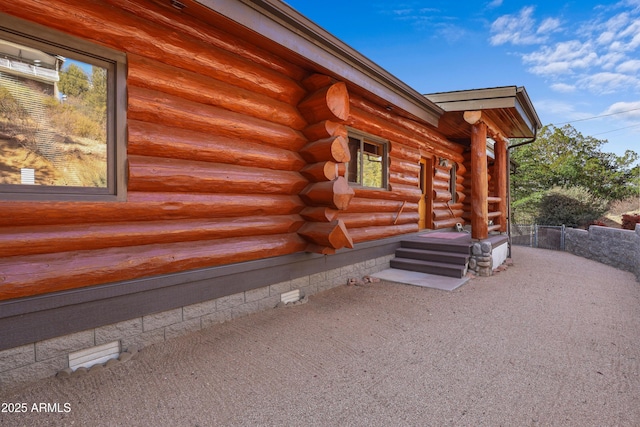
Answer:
468, 116, 488, 240
494, 136, 508, 232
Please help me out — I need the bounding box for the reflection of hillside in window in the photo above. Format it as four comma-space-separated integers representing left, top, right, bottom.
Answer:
347, 133, 388, 189
0, 37, 107, 188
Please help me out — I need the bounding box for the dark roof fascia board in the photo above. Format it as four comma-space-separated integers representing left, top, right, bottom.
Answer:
425, 85, 542, 135
194, 0, 443, 126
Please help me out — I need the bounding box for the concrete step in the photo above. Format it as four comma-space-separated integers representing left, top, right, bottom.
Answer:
390, 257, 467, 278
395, 247, 469, 265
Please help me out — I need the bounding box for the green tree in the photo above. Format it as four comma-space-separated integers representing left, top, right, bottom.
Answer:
88, 66, 107, 110
511, 124, 639, 202
85, 66, 107, 129
58, 63, 89, 98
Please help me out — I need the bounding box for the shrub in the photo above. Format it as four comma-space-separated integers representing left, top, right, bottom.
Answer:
46, 99, 106, 142
621, 214, 640, 230
535, 187, 608, 228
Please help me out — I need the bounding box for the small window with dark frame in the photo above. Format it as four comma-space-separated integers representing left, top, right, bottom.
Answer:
0, 15, 126, 200
347, 131, 388, 189
449, 162, 457, 203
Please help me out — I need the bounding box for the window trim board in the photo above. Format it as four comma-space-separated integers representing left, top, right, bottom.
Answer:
346, 128, 389, 190
0, 13, 127, 201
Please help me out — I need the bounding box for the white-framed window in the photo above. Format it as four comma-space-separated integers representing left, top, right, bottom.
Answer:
347, 129, 388, 189
0, 14, 126, 201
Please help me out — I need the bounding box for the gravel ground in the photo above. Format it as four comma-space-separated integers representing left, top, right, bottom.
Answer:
1, 246, 639, 426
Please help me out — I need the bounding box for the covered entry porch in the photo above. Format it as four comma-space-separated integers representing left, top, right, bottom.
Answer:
392, 87, 542, 279
425, 86, 542, 241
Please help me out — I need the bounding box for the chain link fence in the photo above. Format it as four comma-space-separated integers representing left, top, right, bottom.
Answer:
511, 224, 566, 251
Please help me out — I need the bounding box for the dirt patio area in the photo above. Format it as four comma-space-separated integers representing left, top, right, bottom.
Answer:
1, 246, 639, 426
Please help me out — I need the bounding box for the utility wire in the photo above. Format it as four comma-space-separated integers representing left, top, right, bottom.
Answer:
552, 107, 640, 126
591, 123, 640, 136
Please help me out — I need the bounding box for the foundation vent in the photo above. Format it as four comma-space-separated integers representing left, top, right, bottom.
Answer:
281, 289, 302, 304
69, 341, 120, 371
21, 168, 35, 184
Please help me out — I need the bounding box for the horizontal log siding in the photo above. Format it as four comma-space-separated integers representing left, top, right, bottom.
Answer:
0, 194, 304, 227
0, 0, 312, 300
101, 0, 308, 81
127, 155, 308, 195
0, 216, 305, 258
340, 95, 457, 242
0, 235, 308, 301
0, 1, 306, 104
462, 152, 473, 223
348, 223, 419, 242
128, 87, 307, 151
128, 55, 308, 130
128, 121, 306, 171
348, 95, 464, 162
431, 163, 464, 230
0, 0, 469, 300
456, 162, 467, 204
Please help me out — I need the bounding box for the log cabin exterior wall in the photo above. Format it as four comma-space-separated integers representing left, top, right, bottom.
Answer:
0, 0, 468, 304
342, 94, 464, 241
0, 1, 541, 389
0, 0, 315, 301
462, 153, 471, 224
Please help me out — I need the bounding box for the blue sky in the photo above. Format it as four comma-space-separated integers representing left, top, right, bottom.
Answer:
284, 0, 640, 159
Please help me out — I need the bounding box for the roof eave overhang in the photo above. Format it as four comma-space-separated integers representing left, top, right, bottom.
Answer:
194, 0, 443, 126
515, 86, 542, 135
425, 86, 542, 138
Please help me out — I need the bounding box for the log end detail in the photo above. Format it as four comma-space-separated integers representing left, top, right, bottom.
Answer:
298, 219, 354, 251
297, 75, 353, 254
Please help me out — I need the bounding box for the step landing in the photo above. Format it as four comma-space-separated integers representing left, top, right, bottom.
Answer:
390, 232, 473, 279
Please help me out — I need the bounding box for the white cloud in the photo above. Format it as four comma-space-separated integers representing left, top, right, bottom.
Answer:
628, 31, 640, 50
604, 11, 630, 33
523, 40, 598, 76
533, 99, 587, 121
617, 59, 640, 72
596, 31, 616, 45
493, 2, 640, 97
603, 101, 640, 122
490, 6, 552, 46
528, 61, 572, 75
577, 72, 640, 94
605, 100, 640, 114
533, 99, 574, 114
599, 52, 626, 70
550, 83, 576, 93
609, 40, 626, 52
537, 17, 561, 34
587, 10, 640, 51
486, 0, 503, 8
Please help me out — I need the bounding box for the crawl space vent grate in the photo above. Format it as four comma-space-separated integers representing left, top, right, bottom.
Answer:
280, 289, 302, 304
69, 341, 120, 371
